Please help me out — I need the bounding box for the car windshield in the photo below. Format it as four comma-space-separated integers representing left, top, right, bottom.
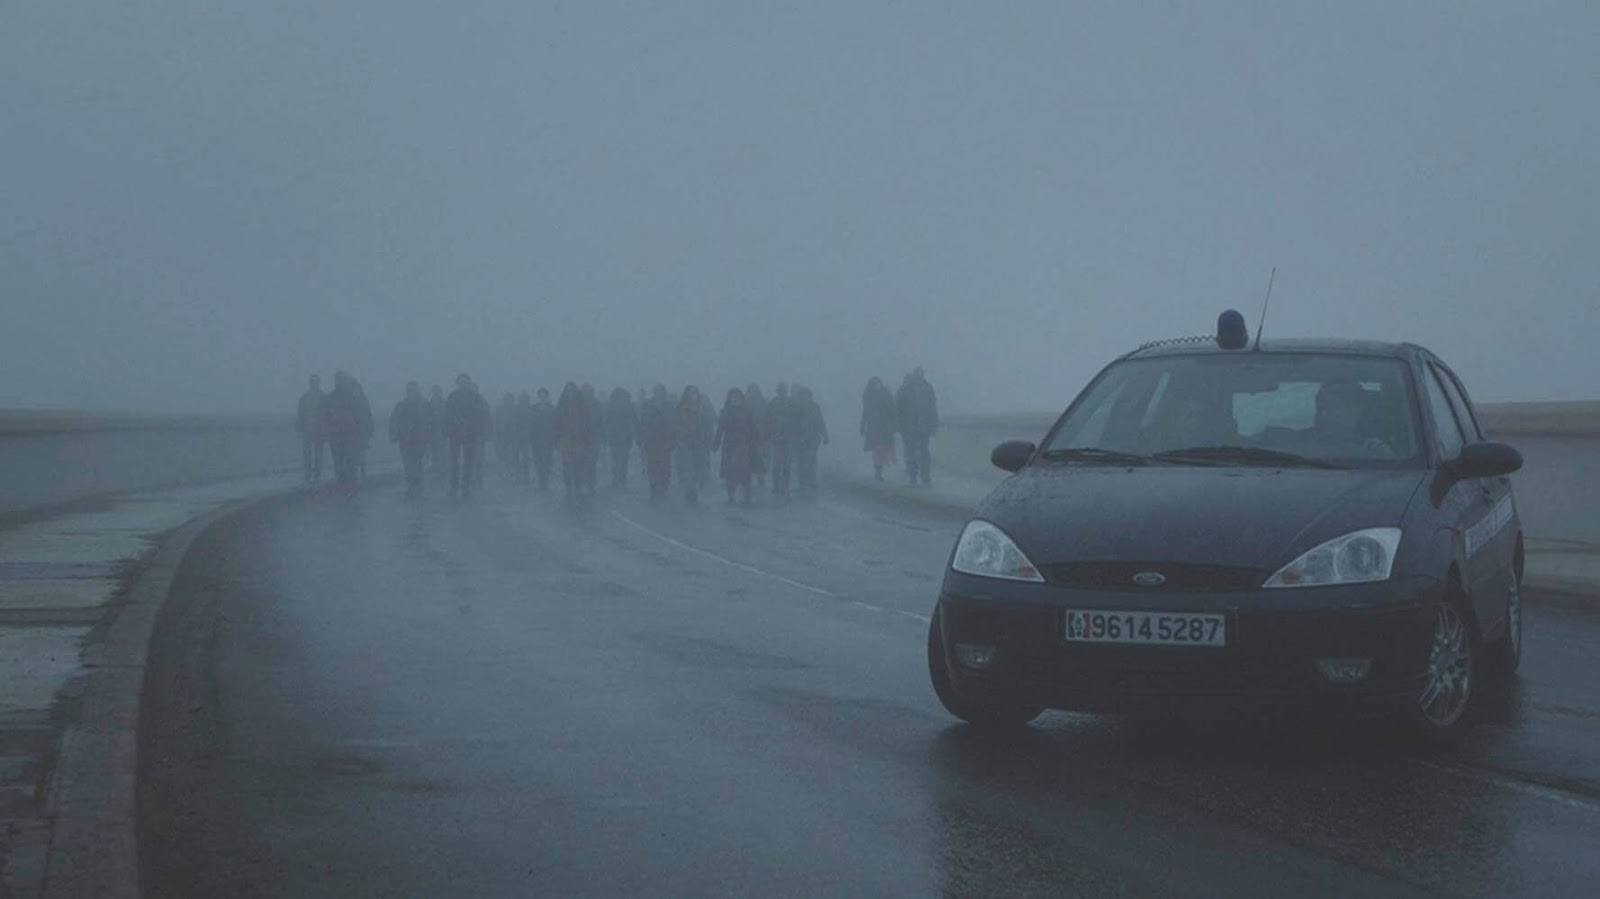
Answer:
1041, 353, 1423, 468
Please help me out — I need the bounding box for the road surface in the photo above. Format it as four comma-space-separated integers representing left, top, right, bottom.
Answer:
139, 476, 1600, 897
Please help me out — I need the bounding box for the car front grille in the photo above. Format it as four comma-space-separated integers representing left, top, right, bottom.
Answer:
1044, 561, 1268, 593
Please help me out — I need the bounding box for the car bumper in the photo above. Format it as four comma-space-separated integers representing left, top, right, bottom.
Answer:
936, 571, 1444, 719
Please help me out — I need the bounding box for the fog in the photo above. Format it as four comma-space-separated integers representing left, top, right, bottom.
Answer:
3, 1, 1596, 416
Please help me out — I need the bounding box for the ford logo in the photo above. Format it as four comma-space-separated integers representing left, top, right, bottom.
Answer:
1132, 571, 1166, 587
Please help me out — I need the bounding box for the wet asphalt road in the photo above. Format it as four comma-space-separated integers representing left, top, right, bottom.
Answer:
139, 477, 1600, 897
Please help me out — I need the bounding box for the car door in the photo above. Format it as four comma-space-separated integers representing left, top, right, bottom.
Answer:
1433, 359, 1516, 627
1417, 359, 1497, 622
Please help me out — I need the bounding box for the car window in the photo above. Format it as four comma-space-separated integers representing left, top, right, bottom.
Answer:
1044, 353, 1423, 468
1421, 364, 1467, 461
1432, 362, 1484, 441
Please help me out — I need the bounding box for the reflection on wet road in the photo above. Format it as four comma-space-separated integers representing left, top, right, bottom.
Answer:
140, 480, 1600, 897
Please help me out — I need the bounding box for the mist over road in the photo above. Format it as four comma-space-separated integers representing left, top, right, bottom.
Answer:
140, 475, 1600, 897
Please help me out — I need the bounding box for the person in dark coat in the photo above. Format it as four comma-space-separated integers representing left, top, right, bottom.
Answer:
745, 383, 768, 489
389, 381, 431, 496
322, 371, 368, 489
674, 385, 714, 505
427, 385, 447, 480
713, 388, 762, 505
606, 387, 638, 488
296, 374, 327, 483
860, 376, 897, 481
896, 367, 939, 486
794, 386, 829, 497
555, 382, 593, 499
528, 387, 556, 491
765, 383, 802, 500
444, 373, 491, 497
637, 384, 676, 502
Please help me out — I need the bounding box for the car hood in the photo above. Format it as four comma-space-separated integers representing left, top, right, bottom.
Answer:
975, 464, 1427, 570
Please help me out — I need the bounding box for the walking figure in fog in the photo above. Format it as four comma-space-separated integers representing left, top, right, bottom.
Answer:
638, 385, 676, 502
494, 393, 518, 480
322, 371, 368, 489
444, 374, 491, 497
390, 381, 431, 496
745, 383, 769, 489
674, 385, 714, 505
426, 385, 447, 480
860, 376, 898, 481
896, 367, 939, 486
606, 387, 638, 488
765, 383, 802, 500
714, 388, 763, 504
529, 387, 556, 490
582, 384, 604, 494
296, 374, 327, 483
794, 386, 829, 497
556, 382, 595, 499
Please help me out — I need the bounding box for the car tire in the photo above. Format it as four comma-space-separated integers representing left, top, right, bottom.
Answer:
927, 612, 1043, 728
1398, 591, 1479, 750
1485, 568, 1523, 678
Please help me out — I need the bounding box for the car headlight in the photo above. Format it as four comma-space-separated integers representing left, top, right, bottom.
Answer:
1263, 528, 1402, 588
951, 520, 1044, 583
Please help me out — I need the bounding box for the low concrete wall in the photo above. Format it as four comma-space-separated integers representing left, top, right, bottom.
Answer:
0, 412, 395, 516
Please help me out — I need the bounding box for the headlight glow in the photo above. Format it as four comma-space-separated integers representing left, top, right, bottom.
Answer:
1263, 527, 1402, 588
951, 520, 1044, 583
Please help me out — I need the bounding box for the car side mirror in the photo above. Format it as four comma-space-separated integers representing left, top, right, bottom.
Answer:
1450, 441, 1523, 479
991, 440, 1036, 473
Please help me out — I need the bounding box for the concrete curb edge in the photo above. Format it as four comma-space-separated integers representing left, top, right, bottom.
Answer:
39, 483, 314, 898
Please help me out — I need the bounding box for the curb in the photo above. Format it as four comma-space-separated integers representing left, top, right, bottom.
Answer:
38, 482, 318, 898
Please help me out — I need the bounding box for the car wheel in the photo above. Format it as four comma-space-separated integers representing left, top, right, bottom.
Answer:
1400, 594, 1479, 749
927, 613, 1043, 728
1485, 567, 1523, 677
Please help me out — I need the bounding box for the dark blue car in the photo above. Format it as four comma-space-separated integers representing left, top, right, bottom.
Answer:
929, 320, 1524, 746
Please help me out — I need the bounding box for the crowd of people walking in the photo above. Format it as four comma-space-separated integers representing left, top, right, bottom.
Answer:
295, 368, 938, 503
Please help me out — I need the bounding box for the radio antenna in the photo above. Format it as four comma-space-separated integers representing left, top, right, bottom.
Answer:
1252, 267, 1276, 351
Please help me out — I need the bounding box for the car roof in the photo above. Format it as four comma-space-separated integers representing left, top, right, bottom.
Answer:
1122, 336, 1424, 362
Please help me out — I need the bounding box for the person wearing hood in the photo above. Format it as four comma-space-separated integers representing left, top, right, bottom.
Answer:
860, 376, 897, 481
390, 381, 431, 496
674, 385, 714, 505
605, 387, 638, 488
794, 386, 829, 497
713, 388, 763, 504
511, 391, 535, 483
528, 387, 556, 491
296, 374, 327, 483
637, 385, 676, 502
350, 375, 375, 480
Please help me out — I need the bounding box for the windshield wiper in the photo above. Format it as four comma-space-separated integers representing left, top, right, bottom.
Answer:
1038, 447, 1149, 466
1150, 445, 1345, 469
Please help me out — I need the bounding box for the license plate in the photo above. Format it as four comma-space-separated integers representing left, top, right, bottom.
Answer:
1065, 610, 1226, 647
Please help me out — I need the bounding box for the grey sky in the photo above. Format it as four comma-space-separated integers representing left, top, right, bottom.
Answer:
3, 1, 1596, 414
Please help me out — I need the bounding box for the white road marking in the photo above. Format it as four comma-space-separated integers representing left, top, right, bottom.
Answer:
609, 511, 931, 624
610, 511, 838, 597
